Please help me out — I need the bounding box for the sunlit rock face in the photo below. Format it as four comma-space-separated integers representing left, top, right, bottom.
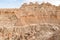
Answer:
15, 2, 60, 26
0, 2, 60, 40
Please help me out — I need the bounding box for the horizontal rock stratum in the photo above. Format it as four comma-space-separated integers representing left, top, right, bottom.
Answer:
15, 2, 60, 26
0, 2, 60, 40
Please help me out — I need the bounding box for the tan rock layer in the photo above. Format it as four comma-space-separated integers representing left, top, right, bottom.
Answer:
15, 3, 60, 26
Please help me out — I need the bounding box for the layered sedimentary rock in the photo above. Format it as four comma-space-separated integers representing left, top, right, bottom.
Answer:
0, 2, 60, 40
15, 2, 60, 26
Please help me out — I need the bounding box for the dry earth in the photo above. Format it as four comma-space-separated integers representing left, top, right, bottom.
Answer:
0, 2, 60, 40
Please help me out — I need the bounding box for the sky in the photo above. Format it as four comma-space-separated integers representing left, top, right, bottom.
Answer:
0, 0, 60, 8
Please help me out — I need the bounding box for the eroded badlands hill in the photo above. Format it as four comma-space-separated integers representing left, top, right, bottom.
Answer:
0, 2, 60, 40
15, 2, 60, 26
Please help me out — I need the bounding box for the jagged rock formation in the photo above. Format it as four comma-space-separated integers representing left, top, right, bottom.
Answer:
0, 2, 60, 40
15, 2, 60, 26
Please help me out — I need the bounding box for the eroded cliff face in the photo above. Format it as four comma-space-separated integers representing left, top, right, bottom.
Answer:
15, 3, 60, 26
0, 2, 60, 40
